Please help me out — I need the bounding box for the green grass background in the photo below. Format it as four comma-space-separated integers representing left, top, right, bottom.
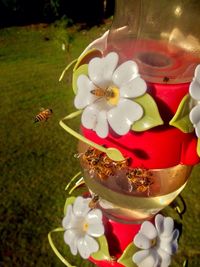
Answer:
0, 22, 200, 267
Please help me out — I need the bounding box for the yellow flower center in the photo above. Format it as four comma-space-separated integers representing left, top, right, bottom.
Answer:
106, 86, 120, 106
90, 85, 120, 106
151, 238, 157, 247
83, 222, 89, 232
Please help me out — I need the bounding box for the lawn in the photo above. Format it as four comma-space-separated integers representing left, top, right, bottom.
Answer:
0, 22, 200, 267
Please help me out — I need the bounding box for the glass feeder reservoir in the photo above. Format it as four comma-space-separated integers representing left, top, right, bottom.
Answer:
75, 0, 200, 223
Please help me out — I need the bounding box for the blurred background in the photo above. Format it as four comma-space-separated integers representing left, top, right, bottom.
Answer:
0, 0, 114, 28
0, 0, 200, 266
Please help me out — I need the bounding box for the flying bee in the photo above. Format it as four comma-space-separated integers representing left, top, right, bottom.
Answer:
34, 108, 53, 123
90, 87, 115, 100
89, 195, 99, 209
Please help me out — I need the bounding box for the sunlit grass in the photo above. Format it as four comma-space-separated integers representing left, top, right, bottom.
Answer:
0, 23, 107, 267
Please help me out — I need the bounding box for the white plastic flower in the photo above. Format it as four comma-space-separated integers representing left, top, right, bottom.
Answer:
62, 196, 104, 259
189, 64, 200, 137
132, 214, 179, 267
74, 52, 147, 138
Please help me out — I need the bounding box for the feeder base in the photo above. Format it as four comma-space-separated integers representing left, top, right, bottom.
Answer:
89, 214, 155, 267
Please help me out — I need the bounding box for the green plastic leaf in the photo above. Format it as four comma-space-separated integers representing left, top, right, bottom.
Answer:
91, 235, 110, 261
132, 93, 164, 131
73, 48, 102, 71
169, 94, 194, 133
197, 138, 200, 157
59, 59, 77, 82
117, 243, 138, 267
63, 196, 76, 215
72, 64, 88, 94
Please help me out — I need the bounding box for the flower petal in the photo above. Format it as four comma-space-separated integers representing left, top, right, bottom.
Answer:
112, 60, 138, 87
87, 223, 104, 237
88, 52, 119, 88
74, 75, 97, 109
194, 64, 200, 83
62, 207, 81, 230
77, 235, 99, 259
134, 233, 152, 249
160, 259, 171, 267
140, 221, 157, 240
81, 100, 109, 133
139, 256, 157, 267
155, 214, 164, 235
189, 80, 200, 100
157, 248, 171, 267
133, 249, 157, 267
119, 76, 147, 98
64, 230, 78, 255
163, 229, 179, 254
81, 105, 98, 130
161, 217, 174, 237
195, 121, 200, 138
107, 99, 143, 135
132, 250, 150, 264
159, 239, 174, 255
73, 197, 91, 217
62, 205, 73, 229
171, 241, 178, 254
85, 209, 103, 224
172, 229, 179, 241
189, 104, 200, 125
85, 209, 104, 237
95, 110, 109, 138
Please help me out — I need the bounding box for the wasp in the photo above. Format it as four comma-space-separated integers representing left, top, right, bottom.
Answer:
34, 108, 53, 123
81, 147, 104, 176
126, 168, 153, 193
96, 165, 115, 180
84, 146, 103, 159
126, 168, 143, 178
91, 87, 115, 100
163, 76, 169, 83
101, 156, 114, 168
114, 158, 130, 170
88, 195, 99, 209
81, 147, 129, 181
135, 178, 152, 193
82, 147, 103, 166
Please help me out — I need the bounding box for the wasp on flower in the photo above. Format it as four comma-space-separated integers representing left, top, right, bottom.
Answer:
74, 52, 147, 138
